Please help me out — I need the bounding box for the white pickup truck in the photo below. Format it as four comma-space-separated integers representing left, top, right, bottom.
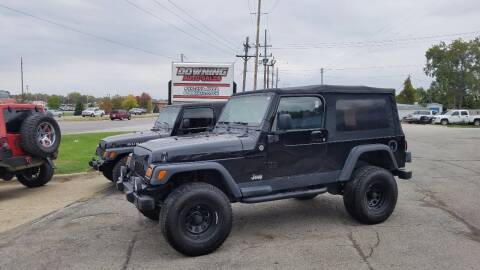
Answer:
433, 109, 480, 126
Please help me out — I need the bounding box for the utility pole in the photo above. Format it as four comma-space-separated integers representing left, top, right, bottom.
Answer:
180, 53, 185, 62
275, 67, 279, 88
20, 57, 24, 102
253, 0, 262, 91
320, 68, 324, 85
260, 29, 272, 89
270, 57, 276, 88
235, 36, 255, 92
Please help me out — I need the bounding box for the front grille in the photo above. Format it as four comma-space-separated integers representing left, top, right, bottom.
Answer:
96, 147, 104, 157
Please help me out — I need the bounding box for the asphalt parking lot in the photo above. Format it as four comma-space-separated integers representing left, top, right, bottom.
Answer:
0, 124, 479, 270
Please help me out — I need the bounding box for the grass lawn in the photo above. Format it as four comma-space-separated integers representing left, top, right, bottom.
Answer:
55, 132, 126, 175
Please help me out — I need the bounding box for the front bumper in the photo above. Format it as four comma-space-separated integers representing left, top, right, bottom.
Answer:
89, 158, 105, 171
117, 166, 156, 211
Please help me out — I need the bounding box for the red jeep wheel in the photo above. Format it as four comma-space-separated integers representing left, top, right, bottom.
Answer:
16, 162, 54, 188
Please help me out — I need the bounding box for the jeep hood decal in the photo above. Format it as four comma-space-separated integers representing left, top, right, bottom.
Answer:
138, 133, 246, 163
101, 131, 169, 148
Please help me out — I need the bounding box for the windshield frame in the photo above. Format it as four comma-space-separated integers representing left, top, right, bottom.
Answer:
152, 106, 181, 132
216, 93, 274, 128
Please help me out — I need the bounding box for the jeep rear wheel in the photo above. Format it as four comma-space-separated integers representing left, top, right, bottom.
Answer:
343, 166, 398, 224
474, 119, 480, 126
160, 182, 232, 256
20, 114, 61, 158
16, 162, 54, 188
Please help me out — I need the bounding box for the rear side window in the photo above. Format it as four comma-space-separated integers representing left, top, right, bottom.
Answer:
461, 111, 468, 116
182, 107, 214, 129
336, 98, 390, 131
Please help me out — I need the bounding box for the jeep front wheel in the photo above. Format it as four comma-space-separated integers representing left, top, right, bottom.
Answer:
343, 166, 398, 224
160, 182, 232, 256
16, 162, 54, 188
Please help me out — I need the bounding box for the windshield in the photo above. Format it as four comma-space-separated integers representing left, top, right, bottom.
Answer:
217, 94, 273, 126
153, 106, 181, 131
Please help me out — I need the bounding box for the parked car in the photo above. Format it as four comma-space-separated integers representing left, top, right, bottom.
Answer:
45, 108, 64, 118
82, 107, 105, 117
110, 109, 131, 121
433, 109, 480, 126
118, 85, 412, 256
89, 102, 225, 182
402, 110, 436, 124
129, 108, 147, 115
0, 102, 61, 187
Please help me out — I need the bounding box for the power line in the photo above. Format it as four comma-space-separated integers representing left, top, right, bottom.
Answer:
124, 0, 233, 55
273, 30, 480, 50
0, 3, 174, 59
166, 0, 239, 50
151, 0, 237, 51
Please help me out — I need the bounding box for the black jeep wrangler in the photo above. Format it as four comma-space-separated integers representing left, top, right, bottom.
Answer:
89, 102, 225, 182
118, 85, 412, 256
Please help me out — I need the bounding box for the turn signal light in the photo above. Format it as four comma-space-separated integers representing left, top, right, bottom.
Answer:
145, 166, 153, 178
157, 170, 167, 181
109, 151, 117, 159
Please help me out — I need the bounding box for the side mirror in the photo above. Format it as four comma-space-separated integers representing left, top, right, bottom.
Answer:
182, 118, 190, 129
277, 113, 292, 130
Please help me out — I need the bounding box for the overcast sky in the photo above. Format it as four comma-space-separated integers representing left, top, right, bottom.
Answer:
1, 0, 479, 99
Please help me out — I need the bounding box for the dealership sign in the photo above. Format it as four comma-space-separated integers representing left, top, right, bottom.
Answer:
171, 62, 234, 102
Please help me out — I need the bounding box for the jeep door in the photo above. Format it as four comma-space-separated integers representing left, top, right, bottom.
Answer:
265, 95, 328, 189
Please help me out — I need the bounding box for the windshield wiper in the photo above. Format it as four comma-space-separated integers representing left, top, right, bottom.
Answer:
233, 121, 248, 126
217, 121, 230, 125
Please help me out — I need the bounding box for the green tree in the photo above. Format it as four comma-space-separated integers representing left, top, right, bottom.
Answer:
100, 97, 113, 113
74, 101, 84, 116
425, 38, 480, 108
47, 96, 61, 109
396, 76, 417, 104
122, 95, 138, 110
111, 95, 124, 109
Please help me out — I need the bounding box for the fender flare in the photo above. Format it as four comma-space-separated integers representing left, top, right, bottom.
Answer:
151, 161, 242, 199
338, 144, 398, 181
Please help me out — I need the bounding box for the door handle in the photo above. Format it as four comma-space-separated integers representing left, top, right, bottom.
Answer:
311, 130, 327, 142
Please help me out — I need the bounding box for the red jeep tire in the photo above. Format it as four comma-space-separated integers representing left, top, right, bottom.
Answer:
16, 162, 54, 188
20, 114, 61, 158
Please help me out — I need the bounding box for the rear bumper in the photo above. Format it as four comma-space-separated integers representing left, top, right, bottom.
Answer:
0, 156, 45, 172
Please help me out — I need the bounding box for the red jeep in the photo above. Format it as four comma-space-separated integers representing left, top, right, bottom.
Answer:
0, 101, 61, 187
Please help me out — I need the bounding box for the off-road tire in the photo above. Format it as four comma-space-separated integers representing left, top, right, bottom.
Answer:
160, 182, 232, 256
140, 208, 160, 221
112, 158, 126, 183
343, 166, 398, 224
294, 194, 318, 200
20, 114, 61, 158
16, 162, 54, 188
101, 162, 114, 181
441, 119, 449, 125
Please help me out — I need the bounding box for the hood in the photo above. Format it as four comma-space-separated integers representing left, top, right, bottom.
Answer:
100, 130, 169, 149
137, 132, 254, 163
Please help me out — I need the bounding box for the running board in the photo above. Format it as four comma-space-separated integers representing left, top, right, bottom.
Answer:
241, 187, 328, 204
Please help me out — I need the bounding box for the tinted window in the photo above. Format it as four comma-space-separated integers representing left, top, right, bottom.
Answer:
182, 107, 214, 129
451, 111, 459, 116
274, 96, 324, 130
336, 98, 390, 131
461, 111, 468, 116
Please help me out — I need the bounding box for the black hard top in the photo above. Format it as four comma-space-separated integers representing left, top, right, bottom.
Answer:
168, 101, 226, 109
234, 84, 395, 96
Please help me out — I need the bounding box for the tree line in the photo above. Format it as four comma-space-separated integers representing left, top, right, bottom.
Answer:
397, 38, 480, 109
13, 91, 154, 115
